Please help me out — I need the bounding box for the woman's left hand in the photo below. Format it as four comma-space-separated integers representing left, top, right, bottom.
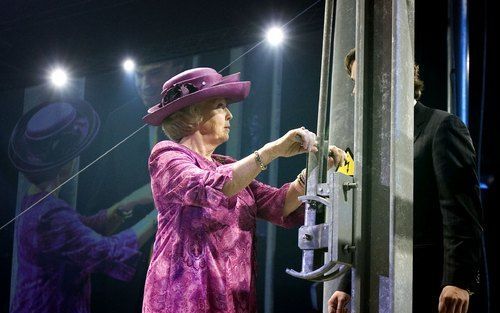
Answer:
328, 145, 347, 170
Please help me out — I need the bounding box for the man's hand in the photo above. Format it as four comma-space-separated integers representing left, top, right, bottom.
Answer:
328, 145, 347, 170
328, 291, 351, 313
438, 285, 470, 313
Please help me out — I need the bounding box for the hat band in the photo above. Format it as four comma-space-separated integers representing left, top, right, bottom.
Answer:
160, 83, 199, 107
159, 73, 224, 108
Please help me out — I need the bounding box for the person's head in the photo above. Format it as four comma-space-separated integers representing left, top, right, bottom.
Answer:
161, 97, 232, 145
143, 67, 250, 145
9, 100, 100, 189
344, 48, 424, 100
30, 160, 76, 191
134, 60, 186, 108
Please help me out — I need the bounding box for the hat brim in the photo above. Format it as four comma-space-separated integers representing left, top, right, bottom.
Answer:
143, 81, 251, 126
8, 100, 100, 173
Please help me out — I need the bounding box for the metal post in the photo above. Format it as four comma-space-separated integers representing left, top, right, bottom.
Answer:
323, 0, 357, 311
456, 0, 469, 124
264, 49, 283, 313
447, 0, 469, 123
352, 0, 414, 312
286, 0, 351, 284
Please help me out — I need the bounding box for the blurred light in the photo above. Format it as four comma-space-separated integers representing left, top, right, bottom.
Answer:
50, 68, 68, 87
480, 182, 488, 190
266, 27, 284, 46
123, 59, 136, 72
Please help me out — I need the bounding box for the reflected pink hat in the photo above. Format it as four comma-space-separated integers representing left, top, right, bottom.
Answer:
143, 67, 251, 126
8, 100, 100, 180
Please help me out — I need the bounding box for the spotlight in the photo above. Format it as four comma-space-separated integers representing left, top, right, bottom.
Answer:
50, 68, 68, 88
266, 26, 285, 46
123, 59, 136, 72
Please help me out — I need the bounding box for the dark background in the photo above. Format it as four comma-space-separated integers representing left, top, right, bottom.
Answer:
1, 0, 497, 312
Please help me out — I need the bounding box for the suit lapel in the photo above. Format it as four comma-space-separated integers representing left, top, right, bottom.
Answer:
414, 102, 427, 142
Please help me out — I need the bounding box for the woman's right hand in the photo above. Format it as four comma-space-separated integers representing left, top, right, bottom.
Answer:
270, 127, 318, 158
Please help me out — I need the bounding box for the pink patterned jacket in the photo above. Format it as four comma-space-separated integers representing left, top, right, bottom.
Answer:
142, 141, 304, 313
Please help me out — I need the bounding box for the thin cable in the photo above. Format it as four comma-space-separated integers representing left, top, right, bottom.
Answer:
218, 0, 323, 74
218, 41, 264, 74
0, 124, 148, 231
283, 0, 322, 27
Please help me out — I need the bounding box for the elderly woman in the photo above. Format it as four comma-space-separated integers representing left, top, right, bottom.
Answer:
8, 100, 157, 313
141, 67, 345, 313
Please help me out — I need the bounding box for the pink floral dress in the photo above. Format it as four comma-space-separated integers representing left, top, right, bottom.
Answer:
10, 193, 142, 313
142, 141, 304, 313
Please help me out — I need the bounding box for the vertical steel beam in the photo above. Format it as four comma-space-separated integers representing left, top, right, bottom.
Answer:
390, 1, 414, 312
322, 0, 357, 311
447, 0, 469, 123
264, 50, 283, 313
350, 0, 414, 312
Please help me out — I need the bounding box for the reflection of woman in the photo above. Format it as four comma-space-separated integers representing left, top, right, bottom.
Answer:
8, 100, 157, 313
141, 67, 345, 312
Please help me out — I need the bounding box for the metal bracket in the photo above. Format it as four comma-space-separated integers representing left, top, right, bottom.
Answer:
286, 193, 352, 281
286, 262, 351, 282
297, 194, 330, 207
343, 182, 357, 201
317, 183, 331, 196
298, 223, 329, 250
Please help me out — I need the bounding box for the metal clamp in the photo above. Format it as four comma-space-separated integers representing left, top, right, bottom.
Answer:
298, 224, 329, 250
343, 182, 357, 201
286, 194, 351, 282
286, 261, 350, 282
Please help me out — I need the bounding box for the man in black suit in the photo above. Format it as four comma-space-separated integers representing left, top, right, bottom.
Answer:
327, 49, 483, 313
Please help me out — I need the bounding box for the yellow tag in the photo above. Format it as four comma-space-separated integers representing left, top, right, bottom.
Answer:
336, 147, 355, 176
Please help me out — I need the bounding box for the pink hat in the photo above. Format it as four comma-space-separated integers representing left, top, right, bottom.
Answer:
142, 67, 251, 126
